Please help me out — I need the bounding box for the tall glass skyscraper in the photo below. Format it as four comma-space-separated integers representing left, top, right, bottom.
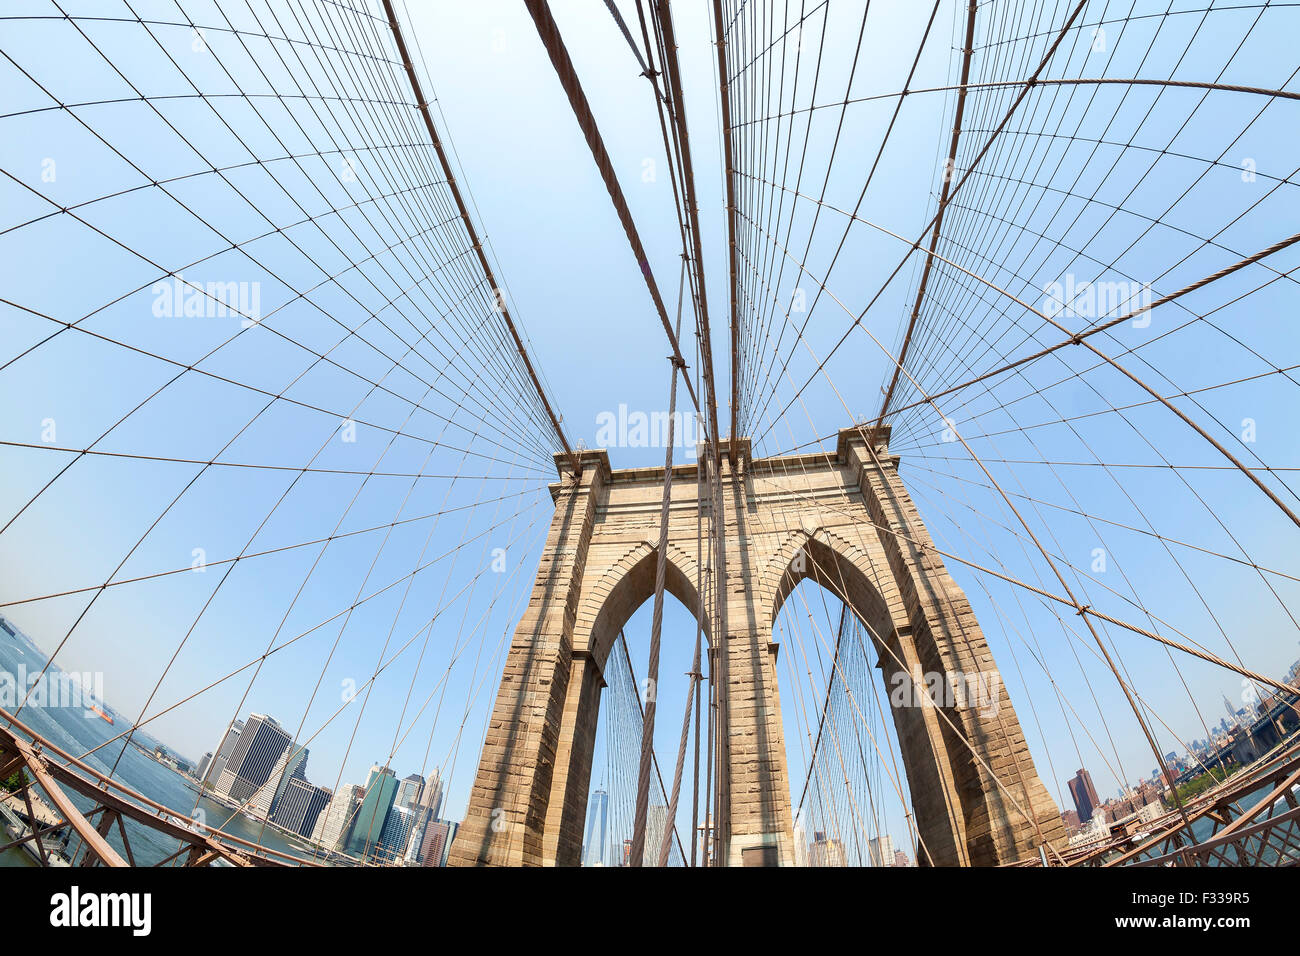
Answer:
346, 765, 398, 860
376, 773, 423, 863
378, 805, 414, 863
582, 788, 609, 866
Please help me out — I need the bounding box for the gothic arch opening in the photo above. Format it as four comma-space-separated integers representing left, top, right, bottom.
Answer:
767, 531, 932, 867
765, 528, 1053, 866
540, 543, 712, 866
767, 530, 901, 641
581, 542, 712, 673
580, 588, 701, 867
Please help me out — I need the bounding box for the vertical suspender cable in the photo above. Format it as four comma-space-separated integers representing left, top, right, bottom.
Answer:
629, 259, 688, 865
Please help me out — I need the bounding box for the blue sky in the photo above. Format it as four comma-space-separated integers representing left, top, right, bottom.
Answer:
1, 0, 1298, 862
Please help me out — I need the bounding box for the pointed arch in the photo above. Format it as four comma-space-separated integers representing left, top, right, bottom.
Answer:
575, 539, 711, 671
760, 526, 906, 642
759, 523, 972, 865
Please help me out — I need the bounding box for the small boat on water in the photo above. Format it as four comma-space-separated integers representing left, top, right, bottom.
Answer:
87, 703, 113, 725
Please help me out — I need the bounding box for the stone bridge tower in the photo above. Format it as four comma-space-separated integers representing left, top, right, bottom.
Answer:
448, 426, 1065, 866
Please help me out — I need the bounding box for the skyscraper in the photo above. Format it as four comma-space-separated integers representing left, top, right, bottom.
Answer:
1067, 768, 1101, 823
214, 714, 290, 805
202, 718, 243, 789
274, 778, 331, 838
404, 818, 426, 865
312, 783, 364, 853
250, 743, 308, 821
582, 789, 609, 866
414, 820, 458, 867
441, 821, 459, 866
809, 831, 846, 867
377, 808, 413, 864
272, 745, 308, 808
419, 819, 452, 867
346, 765, 398, 860
867, 835, 895, 867
419, 768, 443, 820
404, 769, 445, 863
377, 773, 424, 863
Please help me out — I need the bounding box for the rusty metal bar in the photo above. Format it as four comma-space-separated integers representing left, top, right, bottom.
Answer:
84, 804, 118, 868
0, 816, 67, 856
19, 782, 51, 865
1057, 736, 1300, 867
10, 737, 126, 866
1136, 805, 1300, 867
185, 847, 223, 867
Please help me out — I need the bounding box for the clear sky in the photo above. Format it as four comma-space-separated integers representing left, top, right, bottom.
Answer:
0, 0, 1297, 863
